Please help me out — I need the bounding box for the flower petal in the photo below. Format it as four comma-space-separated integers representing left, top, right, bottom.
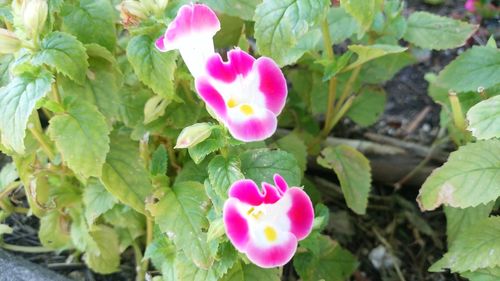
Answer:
163, 4, 220, 49
245, 230, 297, 268
256, 57, 287, 115
286, 187, 314, 240
226, 109, 277, 142
228, 179, 264, 206
205, 49, 255, 83
262, 183, 281, 204
273, 174, 288, 196
223, 198, 250, 251
196, 77, 228, 119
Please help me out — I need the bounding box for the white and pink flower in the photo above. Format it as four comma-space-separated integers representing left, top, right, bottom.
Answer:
196, 49, 287, 142
223, 174, 314, 268
155, 3, 220, 77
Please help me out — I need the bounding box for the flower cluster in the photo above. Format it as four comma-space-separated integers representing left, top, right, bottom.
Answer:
156, 4, 313, 268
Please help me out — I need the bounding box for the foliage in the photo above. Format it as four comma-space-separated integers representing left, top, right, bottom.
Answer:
0, 0, 496, 280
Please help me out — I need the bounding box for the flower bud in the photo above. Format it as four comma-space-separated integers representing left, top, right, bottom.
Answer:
175, 123, 213, 149
23, 0, 48, 38
0, 28, 22, 54
117, 0, 148, 27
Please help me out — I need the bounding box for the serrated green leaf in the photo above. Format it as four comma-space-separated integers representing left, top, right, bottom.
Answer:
221, 261, 281, 281
61, 0, 116, 51
175, 252, 218, 281
48, 97, 110, 178
0, 55, 13, 87
318, 145, 371, 214
213, 14, 245, 49
436, 46, 500, 93
467, 95, 500, 140
430, 216, 500, 273
418, 140, 500, 210
294, 235, 358, 281
0, 69, 52, 153
254, 0, 330, 66
83, 178, 117, 225
208, 155, 244, 202
147, 181, 213, 269
100, 130, 154, 214
176, 159, 209, 184
0, 162, 18, 191
202, 0, 261, 21
33, 32, 88, 84
359, 52, 416, 84
240, 149, 302, 187
206, 218, 225, 242
344, 44, 407, 71
39, 210, 72, 249
461, 267, 500, 281
83, 225, 120, 274
145, 235, 177, 280
445, 203, 494, 246
151, 145, 168, 176
275, 132, 307, 174
346, 88, 387, 127
404, 12, 478, 50
188, 128, 225, 164
327, 7, 359, 44
127, 35, 177, 100
340, 0, 376, 38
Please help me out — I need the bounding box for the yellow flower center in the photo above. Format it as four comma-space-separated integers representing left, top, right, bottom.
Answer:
240, 104, 254, 115
227, 98, 237, 108
264, 226, 277, 242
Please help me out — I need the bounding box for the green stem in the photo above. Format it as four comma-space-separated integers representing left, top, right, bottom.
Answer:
329, 96, 355, 130
133, 242, 146, 281
448, 91, 466, 131
51, 81, 61, 104
0, 181, 21, 200
320, 19, 334, 60
333, 65, 361, 115
1, 244, 54, 253
28, 123, 55, 161
321, 78, 338, 138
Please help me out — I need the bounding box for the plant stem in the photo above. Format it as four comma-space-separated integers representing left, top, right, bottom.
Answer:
320, 20, 334, 60
333, 65, 361, 115
0, 181, 21, 200
329, 95, 355, 130
321, 78, 338, 138
28, 122, 55, 161
51, 80, 61, 104
133, 242, 146, 281
1, 243, 54, 253
448, 91, 466, 131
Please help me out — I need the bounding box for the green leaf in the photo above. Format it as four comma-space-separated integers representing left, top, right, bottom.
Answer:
0, 162, 18, 191
345, 44, 407, 71
151, 145, 168, 176
445, 203, 494, 246
188, 128, 225, 164
83, 225, 120, 274
359, 52, 416, 84
467, 95, 500, 140
294, 235, 358, 281
430, 216, 500, 273
147, 181, 213, 269
208, 155, 245, 203
435, 46, 500, 93
221, 262, 281, 281
145, 236, 177, 280
0, 69, 52, 153
33, 32, 88, 84
327, 7, 359, 44
39, 210, 72, 249
203, 0, 261, 21
61, 0, 116, 51
48, 97, 110, 178
240, 149, 302, 187
0, 55, 13, 87
417, 140, 500, 210
461, 267, 500, 281
214, 14, 245, 49
175, 252, 217, 281
403, 12, 478, 50
100, 130, 154, 214
274, 132, 308, 174
317, 145, 372, 214
127, 35, 177, 100
346, 88, 387, 127
83, 178, 117, 225
340, 0, 376, 38
254, 0, 330, 66
176, 159, 209, 184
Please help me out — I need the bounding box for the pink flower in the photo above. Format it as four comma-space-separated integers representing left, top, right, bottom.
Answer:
195, 49, 287, 142
155, 4, 220, 77
465, 0, 476, 12
223, 174, 314, 268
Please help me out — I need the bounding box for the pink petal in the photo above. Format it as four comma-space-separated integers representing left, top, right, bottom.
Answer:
228, 179, 264, 206
164, 4, 220, 48
256, 57, 287, 115
155, 36, 167, 52
195, 77, 227, 119
223, 198, 250, 251
245, 232, 297, 268
262, 183, 281, 204
273, 174, 288, 196
465, 0, 476, 12
226, 109, 277, 142
287, 188, 314, 240
205, 50, 255, 83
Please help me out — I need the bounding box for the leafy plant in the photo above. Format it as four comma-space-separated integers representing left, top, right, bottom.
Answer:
0, 0, 496, 280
